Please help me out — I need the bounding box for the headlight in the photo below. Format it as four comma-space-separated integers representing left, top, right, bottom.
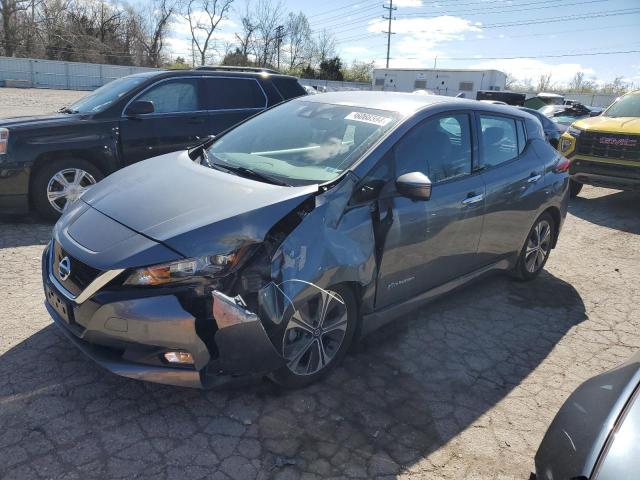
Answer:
0, 128, 9, 155
566, 126, 582, 137
124, 253, 239, 286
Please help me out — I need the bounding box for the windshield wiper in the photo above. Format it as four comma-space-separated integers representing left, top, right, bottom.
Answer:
58, 106, 78, 114
212, 163, 291, 187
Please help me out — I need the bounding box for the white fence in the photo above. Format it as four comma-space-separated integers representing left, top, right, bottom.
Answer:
0, 56, 156, 90
0, 56, 372, 93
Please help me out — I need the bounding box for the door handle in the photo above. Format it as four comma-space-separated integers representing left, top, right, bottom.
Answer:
462, 193, 484, 205
527, 174, 542, 183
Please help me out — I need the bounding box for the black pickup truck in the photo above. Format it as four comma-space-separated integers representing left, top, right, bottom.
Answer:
0, 67, 306, 219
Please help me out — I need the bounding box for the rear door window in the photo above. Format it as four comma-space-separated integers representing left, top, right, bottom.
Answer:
137, 79, 200, 113
479, 115, 519, 167
203, 77, 267, 110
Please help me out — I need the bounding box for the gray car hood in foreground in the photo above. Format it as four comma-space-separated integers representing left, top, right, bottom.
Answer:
80, 151, 319, 258
535, 351, 640, 480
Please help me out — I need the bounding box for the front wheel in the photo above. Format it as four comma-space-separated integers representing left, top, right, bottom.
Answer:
513, 213, 555, 281
269, 285, 357, 389
31, 158, 103, 221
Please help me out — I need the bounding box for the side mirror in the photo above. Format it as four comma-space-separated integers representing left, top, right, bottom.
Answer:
396, 172, 432, 200
125, 100, 154, 116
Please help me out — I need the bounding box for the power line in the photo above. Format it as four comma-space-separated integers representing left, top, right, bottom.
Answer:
396, 0, 607, 18
382, 0, 396, 68
385, 49, 640, 61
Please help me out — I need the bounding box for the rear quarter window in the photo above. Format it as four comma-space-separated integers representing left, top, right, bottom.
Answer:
204, 77, 266, 110
271, 77, 307, 100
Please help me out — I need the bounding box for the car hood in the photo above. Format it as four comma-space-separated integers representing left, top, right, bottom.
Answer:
535, 351, 640, 480
81, 151, 320, 258
573, 116, 640, 134
0, 113, 86, 130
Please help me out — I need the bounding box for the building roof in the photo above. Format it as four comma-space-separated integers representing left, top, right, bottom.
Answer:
372, 68, 505, 74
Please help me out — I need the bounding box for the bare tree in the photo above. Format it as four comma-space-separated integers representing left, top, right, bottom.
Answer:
1, 0, 30, 56
536, 72, 553, 92
284, 11, 311, 71
184, 0, 233, 66
312, 28, 335, 66
234, 0, 255, 59
252, 0, 283, 67
135, 0, 175, 67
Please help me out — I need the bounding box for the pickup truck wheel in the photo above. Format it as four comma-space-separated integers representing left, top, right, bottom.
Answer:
32, 158, 103, 221
569, 179, 583, 198
269, 285, 357, 389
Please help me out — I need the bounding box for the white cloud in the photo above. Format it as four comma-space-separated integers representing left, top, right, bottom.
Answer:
366, 16, 481, 68
470, 58, 596, 86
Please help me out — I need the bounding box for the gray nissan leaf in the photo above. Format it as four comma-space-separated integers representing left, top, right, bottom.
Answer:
42, 92, 570, 389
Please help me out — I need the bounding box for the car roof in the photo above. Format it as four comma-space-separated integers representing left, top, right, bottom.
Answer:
296, 91, 532, 119
129, 69, 300, 81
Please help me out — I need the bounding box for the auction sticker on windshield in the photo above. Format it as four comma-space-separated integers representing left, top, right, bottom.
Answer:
345, 111, 393, 127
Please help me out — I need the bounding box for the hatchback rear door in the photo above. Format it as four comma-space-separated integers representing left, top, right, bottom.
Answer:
476, 112, 547, 264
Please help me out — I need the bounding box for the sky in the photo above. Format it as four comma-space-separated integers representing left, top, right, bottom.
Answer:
165, 0, 640, 87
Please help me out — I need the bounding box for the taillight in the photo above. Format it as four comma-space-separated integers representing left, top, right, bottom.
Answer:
554, 156, 571, 173
0, 128, 8, 155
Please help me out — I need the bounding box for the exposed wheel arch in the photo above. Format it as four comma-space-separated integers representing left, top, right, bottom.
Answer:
543, 206, 562, 248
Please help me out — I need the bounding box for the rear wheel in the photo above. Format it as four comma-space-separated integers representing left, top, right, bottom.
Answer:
32, 158, 103, 221
569, 179, 583, 198
269, 285, 357, 389
513, 212, 555, 281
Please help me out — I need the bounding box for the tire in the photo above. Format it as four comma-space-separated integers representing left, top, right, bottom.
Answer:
513, 212, 556, 281
569, 179, 583, 198
31, 158, 103, 221
269, 284, 358, 389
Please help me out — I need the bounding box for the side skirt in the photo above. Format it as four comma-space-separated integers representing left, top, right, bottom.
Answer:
360, 258, 512, 337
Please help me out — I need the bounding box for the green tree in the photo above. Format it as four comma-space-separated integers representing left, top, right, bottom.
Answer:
318, 56, 343, 81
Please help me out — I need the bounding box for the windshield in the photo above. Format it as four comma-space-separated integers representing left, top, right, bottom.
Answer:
604, 93, 640, 118
68, 76, 148, 113
208, 101, 401, 186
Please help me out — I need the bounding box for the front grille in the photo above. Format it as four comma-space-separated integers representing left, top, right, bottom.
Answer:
576, 131, 640, 161
52, 241, 101, 297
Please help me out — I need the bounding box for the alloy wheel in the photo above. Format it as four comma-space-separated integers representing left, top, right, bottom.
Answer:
282, 289, 348, 376
525, 219, 552, 273
46, 168, 97, 213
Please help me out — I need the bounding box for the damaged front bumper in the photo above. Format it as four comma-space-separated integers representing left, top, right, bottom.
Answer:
42, 246, 286, 389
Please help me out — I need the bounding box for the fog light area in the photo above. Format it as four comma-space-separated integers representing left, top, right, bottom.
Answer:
163, 351, 194, 364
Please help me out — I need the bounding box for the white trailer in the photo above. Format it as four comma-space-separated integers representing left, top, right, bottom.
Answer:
372, 68, 507, 98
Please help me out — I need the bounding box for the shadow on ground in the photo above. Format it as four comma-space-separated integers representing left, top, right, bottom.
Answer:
569, 189, 640, 235
0, 270, 585, 479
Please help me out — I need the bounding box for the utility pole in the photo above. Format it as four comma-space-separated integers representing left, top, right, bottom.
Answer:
275, 25, 285, 71
383, 0, 396, 69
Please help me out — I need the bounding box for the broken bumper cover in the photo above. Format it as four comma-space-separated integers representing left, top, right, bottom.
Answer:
42, 249, 285, 389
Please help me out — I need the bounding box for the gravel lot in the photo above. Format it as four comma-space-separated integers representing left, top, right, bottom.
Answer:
0, 87, 85, 117
1, 88, 639, 479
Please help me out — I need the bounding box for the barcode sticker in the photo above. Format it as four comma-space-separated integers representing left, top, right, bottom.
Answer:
345, 112, 392, 127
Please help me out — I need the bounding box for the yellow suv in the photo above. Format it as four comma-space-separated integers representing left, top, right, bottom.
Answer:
559, 90, 640, 197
